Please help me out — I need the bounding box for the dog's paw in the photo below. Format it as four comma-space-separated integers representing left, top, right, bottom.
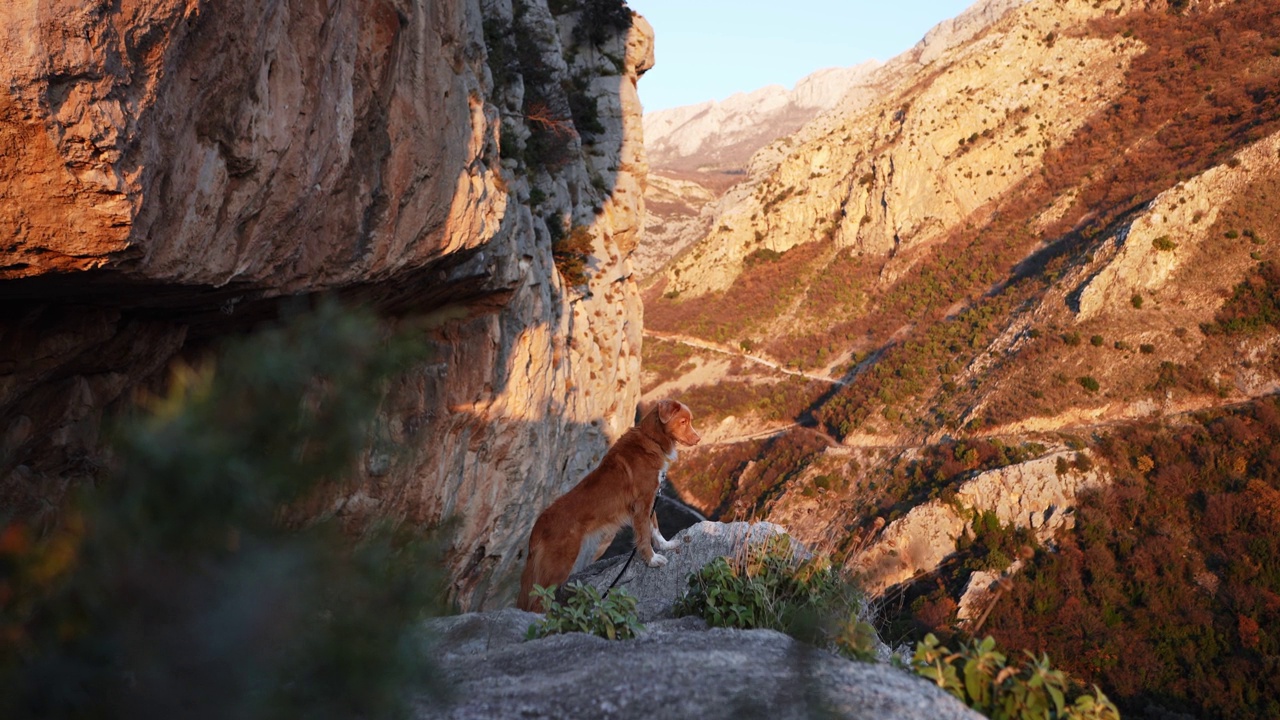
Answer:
646, 553, 668, 568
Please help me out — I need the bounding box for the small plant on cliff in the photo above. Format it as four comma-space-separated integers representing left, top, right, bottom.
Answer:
676, 534, 879, 661
911, 634, 1120, 719
0, 299, 449, 720
553, 223, 595, 288
525, 582, 644, 640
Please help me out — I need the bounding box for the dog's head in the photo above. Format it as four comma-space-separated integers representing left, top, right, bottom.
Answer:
654, 399, 701, 447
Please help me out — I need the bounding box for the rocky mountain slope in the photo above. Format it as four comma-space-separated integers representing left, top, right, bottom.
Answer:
634, 0, 1027, 280
633, 67, 877, 280
643, 63, 882, 174
0, 0, 650, 611
638, 1, 1280, 716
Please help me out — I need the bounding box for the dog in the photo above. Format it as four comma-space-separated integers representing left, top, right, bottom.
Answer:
517, 398, 701, 611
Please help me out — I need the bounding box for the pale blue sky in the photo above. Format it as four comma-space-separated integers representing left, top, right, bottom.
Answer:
626, 0, 976, 111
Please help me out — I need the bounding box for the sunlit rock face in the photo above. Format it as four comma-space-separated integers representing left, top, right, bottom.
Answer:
0, 0, 653, 610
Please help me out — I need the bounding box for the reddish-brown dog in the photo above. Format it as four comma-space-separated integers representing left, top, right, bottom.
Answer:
517, 399, 701, 611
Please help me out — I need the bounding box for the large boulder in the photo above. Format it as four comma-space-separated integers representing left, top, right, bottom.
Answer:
423, 609, 982, 720
567, 520, 786, 622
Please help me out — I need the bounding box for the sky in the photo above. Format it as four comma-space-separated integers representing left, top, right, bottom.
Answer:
624, 0, 977, 112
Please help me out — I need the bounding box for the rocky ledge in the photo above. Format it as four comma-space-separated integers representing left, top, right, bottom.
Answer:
420, 522, 981, 720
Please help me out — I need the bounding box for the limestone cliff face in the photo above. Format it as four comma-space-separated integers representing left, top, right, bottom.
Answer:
851, 450, 1102, 594
0, 0, 652, 610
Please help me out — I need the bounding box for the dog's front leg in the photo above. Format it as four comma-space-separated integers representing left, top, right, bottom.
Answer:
651, 524, 678, 552
631, 502, 667, 568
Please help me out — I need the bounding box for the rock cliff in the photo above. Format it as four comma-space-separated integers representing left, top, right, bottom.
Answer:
424, 612, 983, 720
0, 0, 652, 610
853, 449, 1102, 593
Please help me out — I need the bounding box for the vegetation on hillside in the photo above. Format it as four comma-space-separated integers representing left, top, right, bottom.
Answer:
525, 582, 644, 641
982, 397, 1280, 719
641, 3, 1280, 718
911, 634, 1120, 720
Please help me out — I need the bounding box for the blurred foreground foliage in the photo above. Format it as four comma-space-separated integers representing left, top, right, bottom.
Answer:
1, 299, 449, 720
911, 634, 1120, 720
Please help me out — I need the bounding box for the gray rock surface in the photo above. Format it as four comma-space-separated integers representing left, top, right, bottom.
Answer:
420, 610, 981, 720
567, 520, 787, 622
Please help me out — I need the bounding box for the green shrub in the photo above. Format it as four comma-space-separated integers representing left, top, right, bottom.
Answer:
1078, 376, 1101, 393
1130, 294, 1144, 309
1201, 261, 1280, 335
0, 300, 448, 720
526, 583, 644, 641
676, 535, 878, 661
1151, 235, 1177, 251
911, 634, 1120, 719
956, 510, 1034, 573
1090, 335, 1105, 347
743, 247, 784, 268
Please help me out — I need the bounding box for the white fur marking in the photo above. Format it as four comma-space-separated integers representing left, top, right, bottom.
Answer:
652, 526, 677, 551
647, 553, 668, 568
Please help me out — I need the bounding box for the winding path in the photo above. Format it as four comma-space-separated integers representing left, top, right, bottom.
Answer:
643, 329, 847, 386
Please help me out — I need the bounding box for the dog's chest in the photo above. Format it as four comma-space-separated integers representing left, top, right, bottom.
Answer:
659, 446, 678, 481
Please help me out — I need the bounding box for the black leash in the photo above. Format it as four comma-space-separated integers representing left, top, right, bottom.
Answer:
601, 547, 637, 600
601, 486, 662, 600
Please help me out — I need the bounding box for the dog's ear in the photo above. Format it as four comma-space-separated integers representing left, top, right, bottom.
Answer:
657, 399, 680, 424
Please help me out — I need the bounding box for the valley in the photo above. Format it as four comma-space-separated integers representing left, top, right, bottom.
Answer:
637, 1, 1280, 717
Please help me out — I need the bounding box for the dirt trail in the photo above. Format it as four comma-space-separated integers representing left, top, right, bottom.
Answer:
643, 330, 847, 386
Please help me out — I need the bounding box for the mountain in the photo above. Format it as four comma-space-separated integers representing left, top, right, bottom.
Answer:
635, 64, 889, 280
643, 63, 883, 174
638, 0, 1280, 716
634, 0, 1028, 281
